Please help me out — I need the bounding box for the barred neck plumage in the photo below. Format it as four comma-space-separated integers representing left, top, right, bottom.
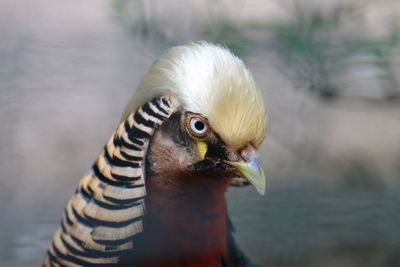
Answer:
44, 96, 178, 267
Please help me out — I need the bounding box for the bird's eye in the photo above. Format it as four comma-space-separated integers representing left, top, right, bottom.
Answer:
185, 114, 211, 138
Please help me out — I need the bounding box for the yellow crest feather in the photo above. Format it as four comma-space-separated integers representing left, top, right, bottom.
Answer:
122, 42, 267, 149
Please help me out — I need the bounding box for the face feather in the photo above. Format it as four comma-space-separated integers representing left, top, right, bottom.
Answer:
121, 42, 267, 150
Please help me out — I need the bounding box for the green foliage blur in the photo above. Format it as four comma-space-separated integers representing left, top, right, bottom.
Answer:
113, 0, 400, 100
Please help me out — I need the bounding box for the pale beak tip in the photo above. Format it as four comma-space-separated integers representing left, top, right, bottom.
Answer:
255, 184, 266, 196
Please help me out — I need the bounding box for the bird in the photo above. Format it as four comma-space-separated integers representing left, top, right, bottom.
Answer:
43, 42, 267, 267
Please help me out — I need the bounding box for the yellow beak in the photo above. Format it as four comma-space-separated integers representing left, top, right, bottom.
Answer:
225, 152, 266, 195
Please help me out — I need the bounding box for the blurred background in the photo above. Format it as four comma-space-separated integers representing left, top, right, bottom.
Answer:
1, 0, 400, 266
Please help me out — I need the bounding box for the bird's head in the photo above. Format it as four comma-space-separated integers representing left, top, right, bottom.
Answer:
122, 42, 267, 196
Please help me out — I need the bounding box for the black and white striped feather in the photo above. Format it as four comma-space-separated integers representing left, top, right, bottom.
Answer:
43, 96, 177, 267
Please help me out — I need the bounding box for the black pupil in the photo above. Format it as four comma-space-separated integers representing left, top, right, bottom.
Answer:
194, 120, 205, 131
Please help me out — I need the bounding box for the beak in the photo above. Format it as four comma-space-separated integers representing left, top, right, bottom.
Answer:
225, 150, 266, 195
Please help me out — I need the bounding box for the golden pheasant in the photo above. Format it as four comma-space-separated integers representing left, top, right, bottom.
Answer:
43, 42, 267, 267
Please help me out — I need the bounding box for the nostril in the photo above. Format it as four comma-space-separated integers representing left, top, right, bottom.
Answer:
226, 145, 256, 162
226, 151, 240, 162
239, 145, 256, 162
